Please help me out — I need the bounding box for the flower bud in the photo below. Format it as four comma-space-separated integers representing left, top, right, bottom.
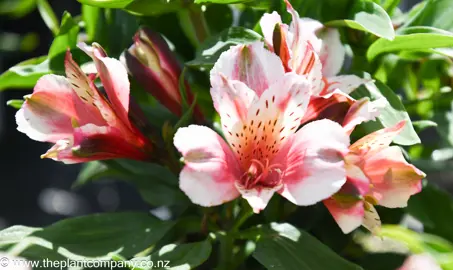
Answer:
125, 27, 194, 117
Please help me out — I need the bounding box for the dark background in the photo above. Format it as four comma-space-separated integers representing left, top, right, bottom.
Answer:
0, 0, 423, 229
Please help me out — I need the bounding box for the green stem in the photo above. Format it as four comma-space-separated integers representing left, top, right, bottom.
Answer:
178, 4, 210, 47
218, 233, 234, 270
231, 205, 254, 232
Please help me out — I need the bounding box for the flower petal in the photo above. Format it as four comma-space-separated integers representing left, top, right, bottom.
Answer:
16, 75, 76, 143
301, 89, 353, 125
210, 42, 285, 96
324, 196, 364, 234
237, 186, 277, 213
318, 28, 345, 77
284, 2, 323, 94
365, 146, 425, 208
42, 124, 149, 163
362, 202, 381, 234
64, 50, 109, 126
321, 75, 369, 96
210, 77, 257, 139
227, 73, 311, 164
174, 125, 241, 207
342, 97, 386, 135
259, 11, 283, 51
350, 120, 406, 156
278, 119, 350, 206
82, 43, 132, 129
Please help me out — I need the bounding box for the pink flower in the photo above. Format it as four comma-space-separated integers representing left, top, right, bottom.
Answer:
260, 0, 376, 124
174, 42, 350, 213
324, 121, 425, 233
16, 43, 153, 163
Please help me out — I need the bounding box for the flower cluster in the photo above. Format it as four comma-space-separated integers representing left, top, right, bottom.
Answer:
15, 0, 425, 234
174, 1, 425, 233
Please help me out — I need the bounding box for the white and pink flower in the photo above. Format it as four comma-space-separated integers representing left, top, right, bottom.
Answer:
324, 120, 425, 233
259, 0, 377, 125
16, 43, 153, 163
174, 42, 350, 213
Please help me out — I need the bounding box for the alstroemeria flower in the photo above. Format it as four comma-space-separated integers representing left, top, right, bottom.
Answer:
174, 42, 350, 213
16, 43, 153, 163
260, 0, 375, 124
324, 121, 425, 233
124, 27, 200, 119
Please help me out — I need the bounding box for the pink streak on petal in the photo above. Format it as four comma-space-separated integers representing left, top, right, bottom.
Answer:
211, 42, 285, 97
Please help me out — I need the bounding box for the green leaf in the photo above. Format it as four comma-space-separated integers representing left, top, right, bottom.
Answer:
187, 27, 262, 69
351, 76, 421, 145
367, 33, 453, 61
36, 0, 59, 35
405, 0, 453, 32
253, 223, 362, 270
48, 12, 80, 71
125, 0, 180, 16
6, 99, 24, 109
407, 184, 453, 242
77, 0, 134, 8
1, 213, 175, 260
78, 0, 180, 16
129, 240, 212, 270
194, 0, 250, 3
0, 226, 40, 248
0, 0, 37, 17
325, 0, 395, 40
378, 225, 453, 254
382, 0, 400, 16
72, 160, 121, 188
0, 56, 50, 91
73, 160, 185, 206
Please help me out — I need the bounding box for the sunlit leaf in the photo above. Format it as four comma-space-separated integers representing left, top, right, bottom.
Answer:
405, 0, 453, 32
351, 76, 421, 145
48, 12, 80, 71
0, 213, 175, 260
253, 223, 362, 270
6, 99, 24, 109
187, 27, 262, 69
326, 0, 395, 40
129, 240, 212, 270
0, 56, 50, 91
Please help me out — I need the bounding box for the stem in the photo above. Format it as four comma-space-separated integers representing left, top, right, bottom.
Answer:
231, 205, 254, 232
178, 3, 210, 47
188, 6, 209, 44
218, 234, 234, 270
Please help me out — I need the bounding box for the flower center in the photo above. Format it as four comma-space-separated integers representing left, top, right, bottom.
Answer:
240, 158, 283, 189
